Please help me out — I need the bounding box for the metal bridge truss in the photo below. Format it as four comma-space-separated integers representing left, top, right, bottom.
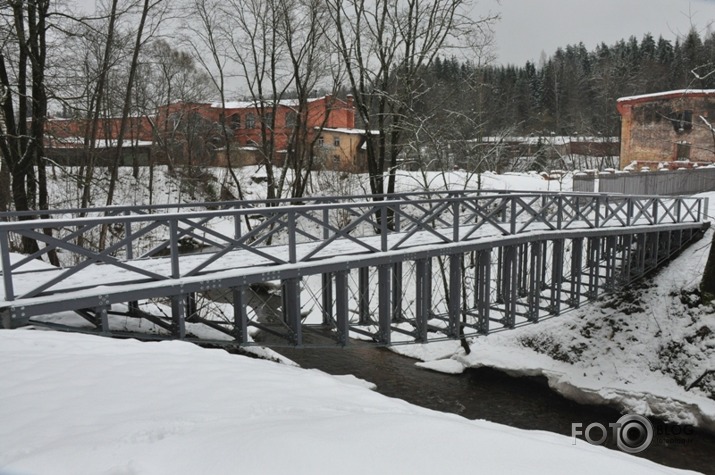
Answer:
0, 191, 708, 347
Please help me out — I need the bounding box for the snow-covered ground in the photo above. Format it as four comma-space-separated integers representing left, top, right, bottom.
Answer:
1, 166, 711, 473
0, 329, 699, 475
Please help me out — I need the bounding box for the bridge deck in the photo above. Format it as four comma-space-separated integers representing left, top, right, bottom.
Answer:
0, 191, 709, 344
2, 221, 705, 320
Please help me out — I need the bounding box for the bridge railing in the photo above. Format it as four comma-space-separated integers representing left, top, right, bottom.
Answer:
0, 193, 707, 303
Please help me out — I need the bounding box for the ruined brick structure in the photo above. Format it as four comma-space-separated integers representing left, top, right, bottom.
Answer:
617, 89, 715, 169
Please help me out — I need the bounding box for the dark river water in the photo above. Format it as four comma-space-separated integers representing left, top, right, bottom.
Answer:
272, 342, 715, 474
224, 288, 715, 474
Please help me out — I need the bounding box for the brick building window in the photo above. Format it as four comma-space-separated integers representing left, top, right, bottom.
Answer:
317, 136, 324, 147
230, 114, 240, 130
671, 110, 693, 133
286, 111, 297, 128
246, 113, 255, 128
333, 136, 341, 147
262, 112, 273, 127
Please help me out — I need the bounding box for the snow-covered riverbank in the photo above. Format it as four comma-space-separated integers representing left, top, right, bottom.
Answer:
408, 192, 715, 433
0, 329, 700, 474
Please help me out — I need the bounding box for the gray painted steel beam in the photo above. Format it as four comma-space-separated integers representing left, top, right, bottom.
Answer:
377, 265, 391, 345
448, 254, 461, 337
233, 286, 248, 344
283, 278, 302, 346
415, 259, 430, 342
335, 271, 349, 346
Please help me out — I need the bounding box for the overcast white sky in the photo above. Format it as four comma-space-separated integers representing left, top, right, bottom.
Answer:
490, 0, 715, 65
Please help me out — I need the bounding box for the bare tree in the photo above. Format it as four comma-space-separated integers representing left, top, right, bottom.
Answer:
138, 39, 214, 202
103, 0, 170, 212
0, 0, 51, 255
275, 0, 339, 199
326, 0, 498, 199
183, 0, 247, 202
219, 0, 292, 201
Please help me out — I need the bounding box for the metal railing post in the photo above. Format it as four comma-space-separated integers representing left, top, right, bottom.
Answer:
288, 210, 297, 264
453, 200, 460, 241
380, 203, 388, 251
169, 218, 180, 278
124, 210, 133, 260
556, 195, 563, 230
0, 230, 14, 301
703, 197, 710, 222
234, 208, 242, 240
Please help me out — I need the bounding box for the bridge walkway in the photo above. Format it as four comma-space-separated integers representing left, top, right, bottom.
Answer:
0, 191, 709, 346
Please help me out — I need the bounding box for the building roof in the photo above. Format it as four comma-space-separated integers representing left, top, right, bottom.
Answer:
210, 96, 330, 110
617, 89, 715, 105
46, 136, 153, 148
319, 127, 379, 135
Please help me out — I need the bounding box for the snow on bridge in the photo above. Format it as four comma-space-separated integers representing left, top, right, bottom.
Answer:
0, 190, 709, 346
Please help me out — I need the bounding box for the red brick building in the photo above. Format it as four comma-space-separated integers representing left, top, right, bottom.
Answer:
157, 95, 358, 167
617, 89, 715, 169
44, 116, 154, 166
41, 95, 369, 171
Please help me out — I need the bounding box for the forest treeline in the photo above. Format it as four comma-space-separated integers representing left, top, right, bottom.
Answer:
420, 29, 715, 139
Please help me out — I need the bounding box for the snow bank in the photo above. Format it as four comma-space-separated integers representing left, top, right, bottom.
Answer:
0, 330, 697, 474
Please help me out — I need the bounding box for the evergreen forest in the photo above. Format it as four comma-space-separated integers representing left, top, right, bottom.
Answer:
420, 29, 715, 140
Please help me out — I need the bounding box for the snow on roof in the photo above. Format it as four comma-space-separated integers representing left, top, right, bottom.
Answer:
211, 96, 327, 110
617, 89, 715, 103
320, 127, 380, 135
47, 137, 153, 148
474, 136, 617, 145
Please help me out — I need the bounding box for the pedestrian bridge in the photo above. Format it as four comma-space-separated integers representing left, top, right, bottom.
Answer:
0, 190, 709, 347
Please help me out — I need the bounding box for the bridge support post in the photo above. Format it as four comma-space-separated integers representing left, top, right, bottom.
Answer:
527, 241, 543, 322
186, 293, 198, 322
392, 262, 403, 322
415, 259, 431, 342
377, 265, 391, 344
501, 246, 517, 329
550, 240, 564, 314
633, 233, 646, 278
475, 250, 491, 334
283, 278, 302, 346
496, 247, 504, 303
448, 254, 461, 337
335, 270, 349, 346
518, 243, 529, 297
124, 216, 139, 317
96, 304, 109, 334
586, 237, 600, 299
321, 273, 333, 326
604, 236, 617, 291
358, 267, 370, 325
232, 286, 248, 344
171, 295, 186, 339
569, 238, 583, 307
619, 235, 633, 285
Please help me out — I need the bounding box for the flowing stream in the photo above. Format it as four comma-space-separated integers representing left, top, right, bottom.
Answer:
227, 287, 715, 474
